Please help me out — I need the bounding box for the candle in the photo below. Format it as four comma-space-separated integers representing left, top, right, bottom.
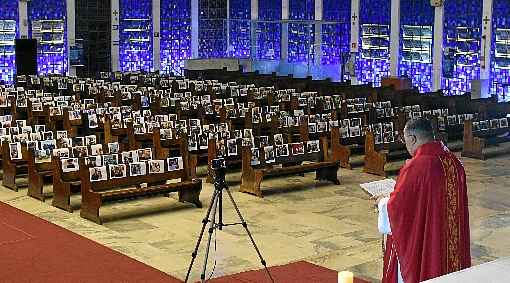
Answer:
338, 271, 354, 283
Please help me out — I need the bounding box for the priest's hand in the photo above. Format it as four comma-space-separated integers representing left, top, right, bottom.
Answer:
372, 195, 388, 211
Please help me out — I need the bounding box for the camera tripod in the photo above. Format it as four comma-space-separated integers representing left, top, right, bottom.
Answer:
184, 167, 275, 283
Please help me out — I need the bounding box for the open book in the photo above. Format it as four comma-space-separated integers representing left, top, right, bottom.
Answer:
360, 179, 396, 197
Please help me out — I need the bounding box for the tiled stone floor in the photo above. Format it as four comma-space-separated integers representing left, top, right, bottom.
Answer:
0, 153, 509, 282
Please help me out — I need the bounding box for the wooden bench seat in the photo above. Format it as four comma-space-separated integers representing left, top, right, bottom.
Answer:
462, 120, 510, 160
80, 160, 202, 224
240, 137, 340, 197
52, 156, 81, 212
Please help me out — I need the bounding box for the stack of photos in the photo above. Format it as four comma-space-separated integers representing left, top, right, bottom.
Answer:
61, 158, 79, 172
89, 166, 107, 182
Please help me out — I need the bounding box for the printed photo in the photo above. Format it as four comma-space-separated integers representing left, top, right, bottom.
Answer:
89, 166, 107, 182
161, 129, 173, 140
167, 157, 183, 171
40, 139, 56, 152
90, 144, 104, 156
264, 146, 275, 163
72, 146, 88, 158
276, 144, 289, 157
102, 154, 118, 166
148, 160, 165, 174
500, 118, 508, 128
109, 164, 126, 179
250, 148, 260, 166
27, 140, 38, 150
61, 158, 79, 173
53, 148, 70, 159
85, 135, 97, 146
122, 150, 139, 164
86, 156, 101, 167
227, 139, 237, 156
35, 149, 51, 163
129, 162, 146, 176
108, 142, 120, 154
69, 110, 81, 120
9, 142, 22, 160
291, 143, 305, 155
306, 140, 320, 153
88, 114, 99, 128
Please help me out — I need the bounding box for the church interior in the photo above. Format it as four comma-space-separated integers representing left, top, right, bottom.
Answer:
0, 0, 509, 282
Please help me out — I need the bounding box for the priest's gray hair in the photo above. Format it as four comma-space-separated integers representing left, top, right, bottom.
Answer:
404, 118, 434, 141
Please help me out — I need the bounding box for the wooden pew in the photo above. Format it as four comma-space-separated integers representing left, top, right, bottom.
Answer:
1, 142, 29, 191
239, 137, 340, 197
26, 149, 53, 201
330, 126, 352, 169
363, 131, 408, 177
79, 159, 203, 224
462, 119, 510, 160
52, 155, 82, 212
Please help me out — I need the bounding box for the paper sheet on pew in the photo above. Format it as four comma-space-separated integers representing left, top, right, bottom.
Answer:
359, 179, 396, 197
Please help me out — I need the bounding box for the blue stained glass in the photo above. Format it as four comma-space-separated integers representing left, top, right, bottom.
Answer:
229, 0, 251, 58
257, 0, 281, 60
492, 0, 510, 101
198, 0, 228, 58
29, 0, 67, 76
288, 0, 314, 63
0, 0, 18, 84
399, 0, 434, 92
358, 0, 390, 86
322, 0, 350, 66
442, 0, 481, 96
119, 0, 153, 72
161, 0, 191, 75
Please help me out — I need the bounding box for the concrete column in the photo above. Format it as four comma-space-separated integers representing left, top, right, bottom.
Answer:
152, 0, 160, 71
281, 0, 289, 62
111, 0, 120, 72
66, 0, 75, 76
251, 0, 258, 59
191, 0, 199, 58
314, 0, 322, 66
350, 0, 360, 84
480, 0, 493, 80
19, 0, 29, 38
389, 0, 400, 77
432, 5, 444, 91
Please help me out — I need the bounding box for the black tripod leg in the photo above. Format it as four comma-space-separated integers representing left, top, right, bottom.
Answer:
200, 190, 220, 283
184, 188, 220, 283
224, 187, 275, 283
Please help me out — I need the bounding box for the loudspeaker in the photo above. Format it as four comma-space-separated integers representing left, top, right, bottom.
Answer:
15, 39, 38, 76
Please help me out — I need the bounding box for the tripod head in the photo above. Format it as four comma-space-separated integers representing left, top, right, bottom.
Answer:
211, 158, 227, 190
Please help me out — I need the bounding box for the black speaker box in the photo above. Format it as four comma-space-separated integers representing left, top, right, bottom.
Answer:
15, 39, 38, 76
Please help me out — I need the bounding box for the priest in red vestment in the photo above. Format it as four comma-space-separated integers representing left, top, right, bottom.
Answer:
377, 118, 471, 283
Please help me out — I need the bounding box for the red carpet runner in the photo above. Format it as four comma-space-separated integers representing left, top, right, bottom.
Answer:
0, 201, 371, 282
206, 261, 371, 283
0, 201, 181, 283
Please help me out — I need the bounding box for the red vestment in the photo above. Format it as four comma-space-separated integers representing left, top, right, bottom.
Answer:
382, 141, 471, 283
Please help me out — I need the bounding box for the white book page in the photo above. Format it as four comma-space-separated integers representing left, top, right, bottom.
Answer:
360, 178, 396, 197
